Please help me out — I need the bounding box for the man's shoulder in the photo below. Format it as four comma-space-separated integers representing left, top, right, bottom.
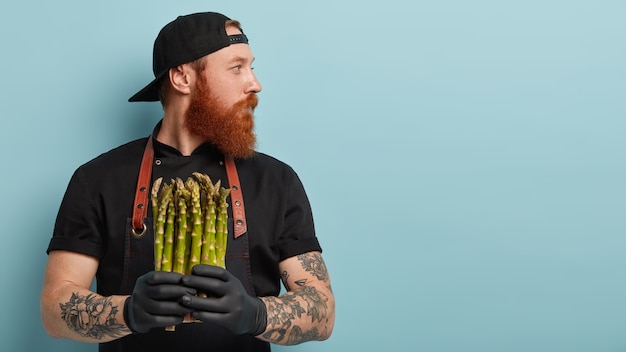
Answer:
240, 152, 302, 182
80, 137, 148, 173
245, 152, 294, 171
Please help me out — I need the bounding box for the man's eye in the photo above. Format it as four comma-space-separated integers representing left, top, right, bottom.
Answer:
232, 66, 241, 72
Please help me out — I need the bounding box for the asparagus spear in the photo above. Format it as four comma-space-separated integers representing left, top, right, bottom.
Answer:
173, 178, 190, 274
194, 173, 216, 266
215, 187, 231, 269
151, 177, 163, 228
152, 180, 170, 271
151, 177, 162, 270
160, 181, 176, 273
187, 178, 203, 273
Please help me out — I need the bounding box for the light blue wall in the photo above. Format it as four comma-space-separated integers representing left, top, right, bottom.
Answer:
1, 1, 625, 351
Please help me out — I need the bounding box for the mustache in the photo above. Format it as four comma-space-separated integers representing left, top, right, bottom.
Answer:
243, 93, 259, 110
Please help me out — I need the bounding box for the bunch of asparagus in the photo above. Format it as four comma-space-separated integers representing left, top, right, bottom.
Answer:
151, 173, 230, 330
151, 172, 231, 275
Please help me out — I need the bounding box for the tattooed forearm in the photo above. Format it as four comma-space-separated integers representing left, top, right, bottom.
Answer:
287, 325, 322, 345
59, 293, 126, 339
263, 251, 335, 344
261, 285, 330, 345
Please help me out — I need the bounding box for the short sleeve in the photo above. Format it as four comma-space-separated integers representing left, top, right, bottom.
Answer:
47, 167, 103, 258
277, 170, 322, 261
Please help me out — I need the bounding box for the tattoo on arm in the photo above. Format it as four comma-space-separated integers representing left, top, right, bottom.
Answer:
297, 252, 329, 281
59, 293, 126, 339
283, 268, 308, 288
262, 286, 329, 344
265, 252, 332, 344
296, 252, 332, 292
281, 270, 289, 288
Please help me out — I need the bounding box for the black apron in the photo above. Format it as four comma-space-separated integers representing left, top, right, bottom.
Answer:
100, 136, 269, 352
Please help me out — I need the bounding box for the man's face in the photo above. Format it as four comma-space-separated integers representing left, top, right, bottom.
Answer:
184, 25, 262, 158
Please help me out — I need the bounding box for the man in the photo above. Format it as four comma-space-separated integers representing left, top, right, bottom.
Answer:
41, 12, 335, 351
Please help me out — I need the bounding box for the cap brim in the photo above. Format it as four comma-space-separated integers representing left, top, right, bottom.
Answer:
128, 72, 167, 102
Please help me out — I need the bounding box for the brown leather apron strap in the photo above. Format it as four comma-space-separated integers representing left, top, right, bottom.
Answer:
131, 135, 154, 236
131, 136, 247, 238
224, 157, 247, 239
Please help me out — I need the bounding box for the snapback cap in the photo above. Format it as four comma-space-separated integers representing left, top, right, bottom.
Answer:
129, 12, 248, 102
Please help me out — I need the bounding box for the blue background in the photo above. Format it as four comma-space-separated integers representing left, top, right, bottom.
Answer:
1, 1, 625, 351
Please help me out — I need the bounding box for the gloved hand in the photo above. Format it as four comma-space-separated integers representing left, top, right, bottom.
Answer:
124, 271, 196, 333
180, 264, 267, 336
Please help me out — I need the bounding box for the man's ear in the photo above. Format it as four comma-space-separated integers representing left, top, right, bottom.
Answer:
168, 64, 193, 95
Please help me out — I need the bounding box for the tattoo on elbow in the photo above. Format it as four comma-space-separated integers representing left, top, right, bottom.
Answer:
263, 286, 331, 343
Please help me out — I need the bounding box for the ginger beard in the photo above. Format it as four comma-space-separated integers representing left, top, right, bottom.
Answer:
184, 74, 258, 159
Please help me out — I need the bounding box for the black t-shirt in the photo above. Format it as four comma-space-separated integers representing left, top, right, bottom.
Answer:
47, 127, 321, 350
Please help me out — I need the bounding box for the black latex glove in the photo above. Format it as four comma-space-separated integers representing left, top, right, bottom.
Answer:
180, 264, 267, 336
124, 271, 196, 333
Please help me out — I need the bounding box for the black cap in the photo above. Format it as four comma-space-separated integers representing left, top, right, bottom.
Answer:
129, 12, 248, 102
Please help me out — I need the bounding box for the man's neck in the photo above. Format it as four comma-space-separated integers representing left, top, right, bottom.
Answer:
156, 113, 205, 156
